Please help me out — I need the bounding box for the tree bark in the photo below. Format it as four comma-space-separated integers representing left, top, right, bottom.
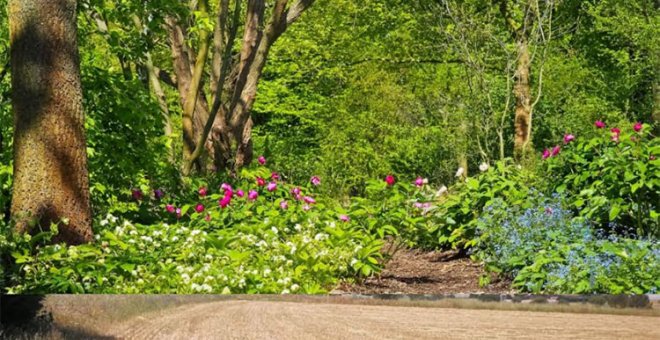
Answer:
9, 0, 93, 244
513, 38, 532, 159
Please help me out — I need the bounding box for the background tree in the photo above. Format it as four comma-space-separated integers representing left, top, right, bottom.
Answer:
9, 0, 93, 244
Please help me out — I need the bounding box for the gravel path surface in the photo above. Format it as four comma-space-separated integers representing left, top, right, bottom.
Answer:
108, 300, 660, 339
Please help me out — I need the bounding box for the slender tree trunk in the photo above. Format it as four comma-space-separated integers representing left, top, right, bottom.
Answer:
9, 0, 93, 244
513, 38, 532, 160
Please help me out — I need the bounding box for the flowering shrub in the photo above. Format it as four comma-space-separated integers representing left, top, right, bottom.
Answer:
429, 160, 534, 249
476, 195, 660, 294
2, 165, 384, 294
541, 121, 659, 238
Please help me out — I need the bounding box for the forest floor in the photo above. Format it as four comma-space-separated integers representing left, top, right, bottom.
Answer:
339, 248, 511, 294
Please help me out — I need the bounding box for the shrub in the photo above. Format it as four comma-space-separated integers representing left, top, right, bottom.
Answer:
541, 121, 659, 238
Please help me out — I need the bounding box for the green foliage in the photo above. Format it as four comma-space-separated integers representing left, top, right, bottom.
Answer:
430, 160, 534, 249
2, 166, 384, 294
542, 122, 659, 237
476, 194, 659, 294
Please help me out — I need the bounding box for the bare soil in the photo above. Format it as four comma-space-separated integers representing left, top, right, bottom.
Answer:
340, 248, 511, 294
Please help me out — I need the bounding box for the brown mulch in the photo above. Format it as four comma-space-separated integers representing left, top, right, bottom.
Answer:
340, 248, 512, 294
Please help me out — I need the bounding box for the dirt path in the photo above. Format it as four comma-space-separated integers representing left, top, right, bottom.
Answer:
107, 300, 659, 339
342, 248, 510, 294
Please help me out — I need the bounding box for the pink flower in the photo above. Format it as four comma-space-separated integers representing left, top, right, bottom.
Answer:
650, 155, 656, 161
175, 208, 182, 219
195, 203, 205, 213
563, 134, 575, 144
310, 176, 321, 186
385, 175, 396, 186
595, 120, 606, 129
224, 188, 234, 198
166, 204, 176, 213
132, 189, 143, 201
542, 149, 551, 160
414, 177, 424, 187
414, 202, 424, 209
220, 183, 233, 192
271, 172, 280, 180
218, 196, 231, 208
267, 182, 278, 192
611, 127, 621, 142
303, 196, 316, 204
634, 122, 643, 132
205, 214, 211, 222
256, 177, 266, 187
280, 200, 289, 210
545, 207, 553, 215
258, 156, 266, 165
302, 204, 311, 212
291, 187, 301, 195
339, 215, 350, 222
551, 145, 561, 156
198, 187, 208, 197
248, 190, 259, 201
236, 189, 245, 198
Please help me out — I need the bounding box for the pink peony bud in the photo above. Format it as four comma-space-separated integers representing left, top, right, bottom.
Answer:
236, 189, 245, 198
271, 172, 280, 180
310, 176, 321, 186
385, 175, 396, 186
256, 177, 266, 187
542, 149, 551, 160
198, 187, 208, 197
258, 156, 266, 165
634, 122, 643, 132
267, 182, 278, 192
302, 204, 311, 212
195, 203, 205, 213
414, 177, 424, 187
248, 190, 259, 201
218, 196, 231, 208
563, 134, 575, 144
205, 214, 211, 222
339, 214, 350, 222
220, 183, 233, 192
302, 196, 316, 204
280, 200, 289, 210
551, 145, 561, 156
166, 204, 176, 213
595, 120, 606, 129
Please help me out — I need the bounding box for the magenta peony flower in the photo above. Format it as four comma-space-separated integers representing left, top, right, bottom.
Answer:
153, 189, 164, 200
280, 200, 289, 210
218, 196, 231, 208
132, 189, 143, 201
634, 122, 643, 132
563, 134, 575, 144
339, 214, 350, 222
256, 177, 266, 187
303, 196, 316, 204
166, 204, 175, 213
236, 189, 245, 198
198, 187, 208, 197
551, 145, 561, 156
310, 176, 321, 186
248, 190, 259, 201
220, 183, 232, 192
291, 187, 301, 195
195, 203, 205, 213
595, 120, 606, 129
224, 188, 233, 198
385, 175, 396, 186
271, 172, 280, 181
414, 177, 424, 187
258, 156, 266, 165
542, 149, 551, 160
267, 182, 277, 192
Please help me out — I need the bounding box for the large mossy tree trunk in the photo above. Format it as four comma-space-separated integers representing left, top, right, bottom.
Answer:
9, 0, 93, 244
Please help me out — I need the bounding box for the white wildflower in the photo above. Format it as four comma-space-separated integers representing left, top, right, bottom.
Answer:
436, 185, 448, 196
455, 167, 465, 178
290, 284, 300, 292
479, 162, 489, 172
281, 289, 290, 295
271, 226, 278, 234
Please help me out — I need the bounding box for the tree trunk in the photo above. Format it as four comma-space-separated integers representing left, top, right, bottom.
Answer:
9, 0, 93, 244
513, 39, 532, 160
